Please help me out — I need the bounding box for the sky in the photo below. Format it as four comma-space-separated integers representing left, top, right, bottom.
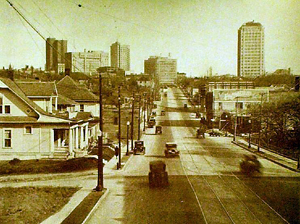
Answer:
1, 0, 300, 77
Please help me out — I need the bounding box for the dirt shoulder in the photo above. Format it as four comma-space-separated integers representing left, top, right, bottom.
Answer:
0, 186, 79, 224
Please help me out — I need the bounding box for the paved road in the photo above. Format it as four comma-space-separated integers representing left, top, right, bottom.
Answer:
87, 87, 300, 224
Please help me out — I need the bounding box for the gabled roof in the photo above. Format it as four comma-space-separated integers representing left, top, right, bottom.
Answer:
56, 76, 98, 102
0, 77, 72, 123
0, 77, 46, 116
16, 81, 57, 97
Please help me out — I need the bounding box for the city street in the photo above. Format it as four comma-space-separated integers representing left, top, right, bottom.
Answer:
87, 87, 300, 224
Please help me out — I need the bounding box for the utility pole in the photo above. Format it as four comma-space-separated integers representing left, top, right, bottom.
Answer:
258, 93, 265, 152
131, 92, 135, 152
117, 86, 121, 169
233, 97, 239, 142
95, 72, 103, 191
143, 93, 146, 131
138, 95, 141, 140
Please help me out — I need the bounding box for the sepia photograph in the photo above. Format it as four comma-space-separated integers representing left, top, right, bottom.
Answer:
0, 0, 299, 223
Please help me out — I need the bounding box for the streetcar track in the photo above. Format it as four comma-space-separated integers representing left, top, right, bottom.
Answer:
164, 89, 288, 223
182, 122, 288, 223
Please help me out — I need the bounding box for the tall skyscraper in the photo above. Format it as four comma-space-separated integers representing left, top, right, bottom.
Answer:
144, 56, 177, 85
46, 38, 67, 73
110, 41, 130, 71
238, 21, 264, 77
65, 49, 109, 74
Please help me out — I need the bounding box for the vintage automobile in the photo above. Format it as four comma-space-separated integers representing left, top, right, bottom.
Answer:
148, 160, 169, 188
148, 117, 156, 127
155, 125, 162, 134
240, 155, 262, 175
196, 128, 205, 138
133, 140, 145, 155
164, 142, 179, 157
207, 129, 223, 137
148, 120, 155, 128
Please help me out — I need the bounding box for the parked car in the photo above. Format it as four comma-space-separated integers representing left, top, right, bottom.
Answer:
133, 140, 145, 155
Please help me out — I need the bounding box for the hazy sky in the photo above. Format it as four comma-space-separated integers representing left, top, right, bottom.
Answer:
1, 0, 299, 77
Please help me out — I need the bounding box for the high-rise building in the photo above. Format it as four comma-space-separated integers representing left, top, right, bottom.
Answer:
46, 38, 67, 73
144, 56, 177, 86
238, 21, 264, 77
65, 50, 109, 74
110, 41, 130, 71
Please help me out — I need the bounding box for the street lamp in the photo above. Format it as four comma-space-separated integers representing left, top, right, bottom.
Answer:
126, 121, 130, 155
248, 118, 252, 148
95, 72, 103, 191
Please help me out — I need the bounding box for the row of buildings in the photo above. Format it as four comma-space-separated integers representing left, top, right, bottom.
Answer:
46, 40, 130, 74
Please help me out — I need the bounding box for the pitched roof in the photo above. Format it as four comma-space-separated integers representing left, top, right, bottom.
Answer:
0, 77, 72, 122
57, 94, 77, 105
56, 76, 98, 102
16, 81, 57, 97
0, 77, 46, 116
74, 112, 94, 120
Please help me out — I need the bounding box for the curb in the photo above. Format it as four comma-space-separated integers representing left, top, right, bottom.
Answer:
81, 188, 110, 224
122, 154, 133, 171
232, 141, 300, 173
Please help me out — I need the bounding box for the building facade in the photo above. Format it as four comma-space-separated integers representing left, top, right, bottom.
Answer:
144, 56, 177, 86
65, 50, 109, 74
238, 21, 264, 77
110, 42, 130, 71
46, 38, 67, 73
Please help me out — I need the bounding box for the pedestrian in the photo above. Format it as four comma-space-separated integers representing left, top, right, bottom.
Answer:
115, 146, 119, 159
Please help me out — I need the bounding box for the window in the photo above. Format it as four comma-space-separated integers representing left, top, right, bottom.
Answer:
25, 126, 32, 134
4, 130, 12, 148
80, 104, 84, 112
5, 105, 10, 114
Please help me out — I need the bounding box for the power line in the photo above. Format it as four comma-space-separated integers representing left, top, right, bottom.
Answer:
6, 0, 88, 75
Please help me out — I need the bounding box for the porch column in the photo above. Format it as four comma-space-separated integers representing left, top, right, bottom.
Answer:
57, 130, 61, 148
55, 96, 58, 110
50, 129, 54, 158
75, 127, 79, 149
80, 126, 84, 149
69, 128, 74, 157
85, 124, 89, 147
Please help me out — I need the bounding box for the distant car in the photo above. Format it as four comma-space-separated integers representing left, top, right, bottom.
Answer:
165, 142, 179, 157
155, 125, 162, 134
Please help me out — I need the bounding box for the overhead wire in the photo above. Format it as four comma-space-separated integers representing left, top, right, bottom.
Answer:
6, 0, 89, 75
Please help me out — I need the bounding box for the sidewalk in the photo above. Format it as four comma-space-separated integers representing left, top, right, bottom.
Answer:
233, 139, 300, 172
41, 145, 133, 224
